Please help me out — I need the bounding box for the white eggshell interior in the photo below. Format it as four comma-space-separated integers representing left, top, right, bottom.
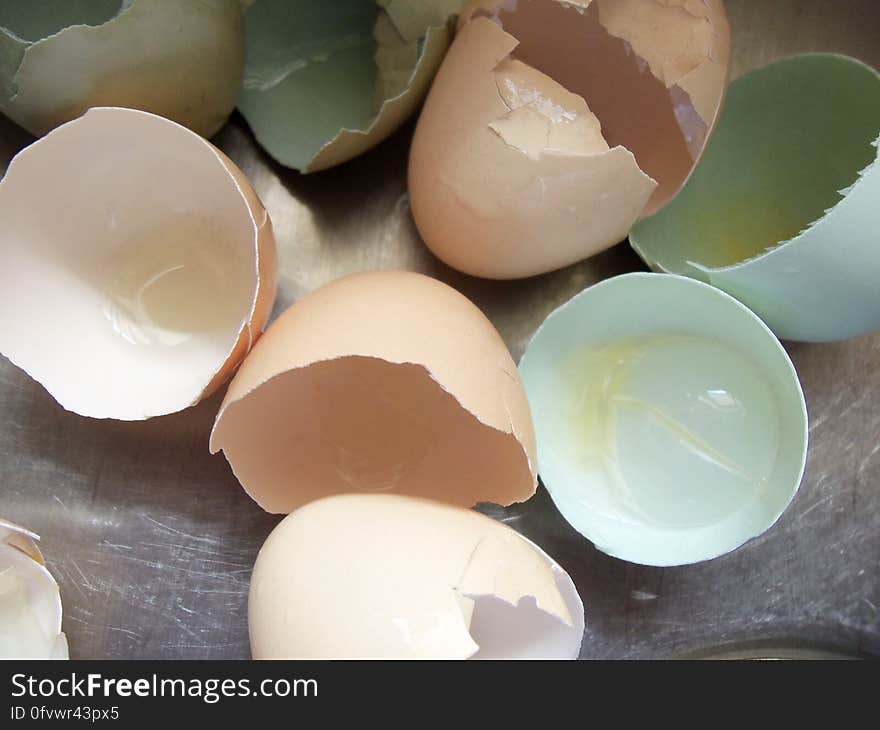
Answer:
0, 107, 259, 419
520, 273, 808, 566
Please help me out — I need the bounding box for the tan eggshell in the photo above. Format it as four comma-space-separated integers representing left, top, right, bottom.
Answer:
0, 0, 244, 138
409, 15, 654, 279
248, 494, 584, 659
459, 0, 731, 216
409, 0, 729, 279
593, 0, 730, 137
211, 270, 537, 513
201, 148, 278, 400
0, 107, 277, 420
1, 519, 68, 659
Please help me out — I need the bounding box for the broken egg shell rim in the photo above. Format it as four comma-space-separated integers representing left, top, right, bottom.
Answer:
302, 20, 453, 172
507, 529, 585, 637
630, 53, 880, 275
408, 15, 663, 280
696, 135, 880, 276
0, 517, 40, 545
0, 0, 245, 139
240, 11, 453, 174
209, 354, 537, 513
0, 0, 131, 49
248, 494, 581, 658
478, 15, 660, 180
196, 147, 278, 403
457, 530, 581, 633
459, 0, 729, 219
0, 518, 43, 564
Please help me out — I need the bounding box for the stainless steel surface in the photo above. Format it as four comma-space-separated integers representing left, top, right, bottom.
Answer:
1, 0, 878, 659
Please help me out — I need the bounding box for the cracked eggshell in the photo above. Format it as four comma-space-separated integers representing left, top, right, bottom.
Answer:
211, 270, 536, 513
520, 273, 808, 566
0, 518, 42, 563
1, 519, 68, 659
409, 0, 729, 280
0, 107, 277, 420
631, 54, 880, 342
249, 494, 584, 659
238, 0, 462, 173
0, 0, 244, 139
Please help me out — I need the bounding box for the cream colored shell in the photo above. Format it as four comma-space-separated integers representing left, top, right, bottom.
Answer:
249, 494, 584, 659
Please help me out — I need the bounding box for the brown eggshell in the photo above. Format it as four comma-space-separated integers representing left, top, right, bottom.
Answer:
0, 107, 277, 420
409, 0, 729, 279
210, 271, 537, 513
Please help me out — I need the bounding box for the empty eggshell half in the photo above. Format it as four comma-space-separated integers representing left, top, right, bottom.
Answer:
238, 0, 462, 172
0, 0, 244, 138
519, 273, 808, 566
408, 0, 730, 279
211, 270, 536, 513
1, 519, 68, 659
630, 54, 880, 342
249, 494, 584, 659
0, 106, 277, 420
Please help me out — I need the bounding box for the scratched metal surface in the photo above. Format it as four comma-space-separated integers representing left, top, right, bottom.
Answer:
1, 0, 878, 659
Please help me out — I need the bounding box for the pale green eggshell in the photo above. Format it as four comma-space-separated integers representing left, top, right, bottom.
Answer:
519, 273, 808, 567
630, 54, 880, 342
238, 0, 459, 172
0, 0, 245, 138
